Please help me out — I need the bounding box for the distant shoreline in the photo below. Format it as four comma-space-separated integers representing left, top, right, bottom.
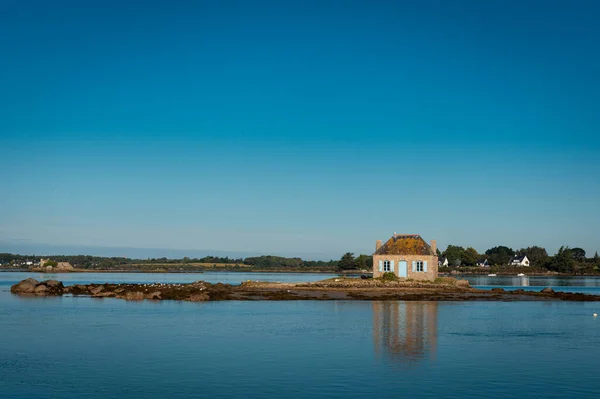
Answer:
2, 268, 600, 277
0, 268, 355, 274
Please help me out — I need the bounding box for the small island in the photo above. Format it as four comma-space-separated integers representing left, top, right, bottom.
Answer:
10, 277, 600, 302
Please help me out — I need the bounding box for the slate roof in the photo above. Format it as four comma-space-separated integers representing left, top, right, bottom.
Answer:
374, 234, 435, 256
511, 255, 526, 262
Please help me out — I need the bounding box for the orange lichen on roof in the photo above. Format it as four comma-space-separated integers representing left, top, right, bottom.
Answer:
375, 235, 434, 256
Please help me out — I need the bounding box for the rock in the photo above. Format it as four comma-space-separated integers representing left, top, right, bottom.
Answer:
541, 287, 555, 294
41, 280, 64, 294
145, 291, 162, 300
94, 292, 116, 298
187, 293, 210, 302
456, 280, 471, 288
89, 286, 104, 295
10, 278, 39, 294
54, 262, 74, 272
491, 288, 505, 292
70, 284, 90, 294
34, 285, 49, 294
123, 291, 145, 300
12, 279, 65, 295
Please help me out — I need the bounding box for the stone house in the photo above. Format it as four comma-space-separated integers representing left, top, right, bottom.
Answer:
373, 234, 438, 281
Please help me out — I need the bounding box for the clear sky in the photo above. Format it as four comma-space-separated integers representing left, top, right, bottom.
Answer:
1, 0, 599, 259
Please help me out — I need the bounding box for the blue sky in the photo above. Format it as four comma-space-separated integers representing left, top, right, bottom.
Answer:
1, 0, 599, 259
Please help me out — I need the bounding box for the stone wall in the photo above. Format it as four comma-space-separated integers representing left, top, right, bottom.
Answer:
373, 254, 438, 281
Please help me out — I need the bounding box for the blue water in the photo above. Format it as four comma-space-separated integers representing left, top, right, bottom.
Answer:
459, 275, 600, 295
1, 273, 600, 398
0, 271, 340, 287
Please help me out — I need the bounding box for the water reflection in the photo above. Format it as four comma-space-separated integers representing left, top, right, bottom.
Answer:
459, 275, 600, 289
372, 301, 437, 365
514, 276, 529, 286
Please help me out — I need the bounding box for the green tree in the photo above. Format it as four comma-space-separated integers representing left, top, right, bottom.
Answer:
548, 246, 575, 273
594, 251, 600, 266
485, 246, 515, 266
443, 245, 465, 267
462, 247, 479, 266
571, 248, 586, 262
517, 246, 549, 267
244, 256, 304, 268
354, 254, 373, 271
338, 252, 356, 271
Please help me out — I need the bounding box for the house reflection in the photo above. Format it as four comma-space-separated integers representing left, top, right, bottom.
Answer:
372, 302, 438, 365
517, 276, 530, 287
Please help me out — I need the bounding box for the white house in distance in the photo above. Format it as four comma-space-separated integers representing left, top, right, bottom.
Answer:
438, 257, 448, 267
509, 255, 530, 267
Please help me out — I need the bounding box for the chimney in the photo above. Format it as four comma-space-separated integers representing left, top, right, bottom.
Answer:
430, 240, 437, 254
376, 240, 382, 251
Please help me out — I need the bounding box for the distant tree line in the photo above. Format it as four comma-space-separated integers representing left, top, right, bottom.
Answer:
2, 245, 598, 274
243, 255, 339, 270
439, 245, 600, 274
0, 254, 245, 270
0, 253, 341, 271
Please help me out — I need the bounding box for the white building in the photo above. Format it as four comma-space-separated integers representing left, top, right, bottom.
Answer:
509, 255, 530, 267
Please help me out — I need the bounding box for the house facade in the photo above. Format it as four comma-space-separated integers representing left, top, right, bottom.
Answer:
509, 255, 530, 267
373, 234, 438, 281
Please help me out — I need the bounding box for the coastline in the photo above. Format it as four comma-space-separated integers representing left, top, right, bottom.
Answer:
0, 268, 353, 274
10, 277, 600, 302
3, 267, 600, 277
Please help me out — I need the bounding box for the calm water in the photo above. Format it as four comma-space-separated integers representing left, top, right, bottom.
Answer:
459, 275, 600, 295
1, 273, 600, 398
0, 271, 341, 287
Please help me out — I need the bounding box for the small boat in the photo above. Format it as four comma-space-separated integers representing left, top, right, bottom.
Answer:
487, 273, 497, 277
517, 273, 525, 277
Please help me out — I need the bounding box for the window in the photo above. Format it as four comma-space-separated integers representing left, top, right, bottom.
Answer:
383, 260, 391, 272
416, 261, 424, 272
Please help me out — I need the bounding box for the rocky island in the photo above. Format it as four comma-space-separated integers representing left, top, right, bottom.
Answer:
10, 277, 600, 302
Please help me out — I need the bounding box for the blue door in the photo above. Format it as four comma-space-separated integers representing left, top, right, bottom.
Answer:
399, 261, 408, 277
